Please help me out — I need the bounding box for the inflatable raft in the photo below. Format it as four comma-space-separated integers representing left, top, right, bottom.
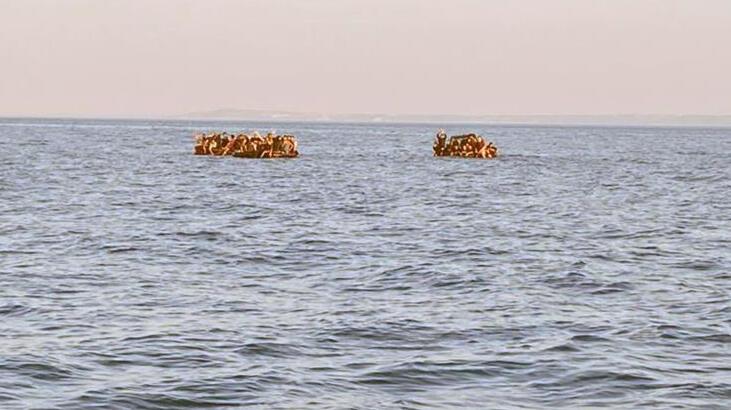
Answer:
433, 130, 497, 159
194, 132, 298, 158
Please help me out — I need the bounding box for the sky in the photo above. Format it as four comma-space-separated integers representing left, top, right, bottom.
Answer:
1, 0, 730, 118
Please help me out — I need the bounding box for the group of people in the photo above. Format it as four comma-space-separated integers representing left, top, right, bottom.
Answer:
194, 130, 496, 159
433, 130, 498, 159
194, 132, 299, 158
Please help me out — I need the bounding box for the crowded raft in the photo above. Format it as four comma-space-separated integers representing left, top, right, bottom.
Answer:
194, 132, 299, 158
433, 130, 498, 159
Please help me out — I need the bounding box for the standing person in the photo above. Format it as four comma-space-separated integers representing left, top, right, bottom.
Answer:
433, 129, 447, 156
194, 134, 206, 155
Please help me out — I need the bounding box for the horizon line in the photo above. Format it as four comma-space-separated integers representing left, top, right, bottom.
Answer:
3, 113, 731, 130
4, 111, 731, 120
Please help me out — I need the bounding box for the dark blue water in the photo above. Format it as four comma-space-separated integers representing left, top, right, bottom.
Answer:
1, 118, 730, 409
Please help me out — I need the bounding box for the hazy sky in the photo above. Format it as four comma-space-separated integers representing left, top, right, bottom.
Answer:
1, 0, 730, 117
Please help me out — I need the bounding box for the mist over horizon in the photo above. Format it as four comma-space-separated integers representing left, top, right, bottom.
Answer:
4, 109, 731, 128
1, 0, 730, 119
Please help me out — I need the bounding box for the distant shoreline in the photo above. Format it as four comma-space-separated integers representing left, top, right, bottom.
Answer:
2, 114, 731, 129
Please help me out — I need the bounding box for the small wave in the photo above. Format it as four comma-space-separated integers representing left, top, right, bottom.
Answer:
1, 358, 80, 382
543, 343, 580, 352
690, 334, 731, 343
0, 249, 38, 255
531, 370, 657, 391
356, 360, 526, 388
0, 303, 36, 317
102, 245, 143, 253
69, 391, 243, 409
669, 259, 722, 271
540, 271, 634, 295
234, 342, 304, 358
570, 334, 611, 343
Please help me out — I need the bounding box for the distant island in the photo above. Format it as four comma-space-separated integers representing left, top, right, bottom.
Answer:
176, 109, 731, 127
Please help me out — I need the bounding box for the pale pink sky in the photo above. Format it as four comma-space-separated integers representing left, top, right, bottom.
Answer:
1, 0, 730, 118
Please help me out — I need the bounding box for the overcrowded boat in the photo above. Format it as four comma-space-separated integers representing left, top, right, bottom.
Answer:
432, 130, 498, 158
194, 132, 298, 158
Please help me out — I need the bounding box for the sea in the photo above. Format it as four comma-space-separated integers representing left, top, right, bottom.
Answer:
1, 118, 729, 409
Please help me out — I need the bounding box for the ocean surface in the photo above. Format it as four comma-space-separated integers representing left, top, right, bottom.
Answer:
1, 118, 729, 409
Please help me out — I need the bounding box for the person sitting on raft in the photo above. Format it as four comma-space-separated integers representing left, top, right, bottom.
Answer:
221, 134, 239, 156
280, 135, 296, 156
232, 135, 249, 157
206, 134, 219, 155
259, 133, 275, 158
